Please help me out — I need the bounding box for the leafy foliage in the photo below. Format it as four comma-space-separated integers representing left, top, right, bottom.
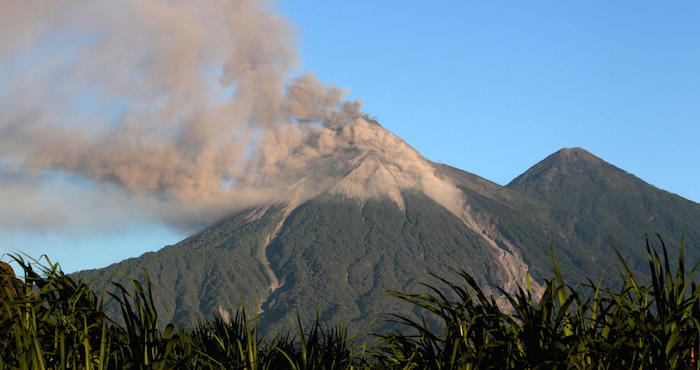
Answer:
375, 234, 700, 369
0, 254, 366, 369
3, 234, 700, 368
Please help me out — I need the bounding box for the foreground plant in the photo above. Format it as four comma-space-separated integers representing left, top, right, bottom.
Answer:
1, 234, 699, 369
0, 254, 116, 369
375, 234, 700, 369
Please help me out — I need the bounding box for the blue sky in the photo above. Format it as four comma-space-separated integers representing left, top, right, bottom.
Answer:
279, 1, 700, 198
1, 1, 699, 273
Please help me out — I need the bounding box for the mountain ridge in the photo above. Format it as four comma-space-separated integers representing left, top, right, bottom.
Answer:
507, 146, 700, 281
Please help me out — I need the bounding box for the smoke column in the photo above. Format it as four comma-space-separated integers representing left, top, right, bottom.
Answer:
0, 0, 364, 231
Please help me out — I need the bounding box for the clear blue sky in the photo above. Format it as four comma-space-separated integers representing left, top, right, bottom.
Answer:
279, 0, 700, 199
1, 1, 699, 273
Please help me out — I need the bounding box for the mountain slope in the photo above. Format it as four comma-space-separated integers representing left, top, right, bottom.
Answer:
78, 205, 287, 325
260, 192, 505, 334
79, 190, 527, 334
507, 147, 700, 279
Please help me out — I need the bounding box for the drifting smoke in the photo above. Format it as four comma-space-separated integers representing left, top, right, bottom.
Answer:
0, 0, 461, 234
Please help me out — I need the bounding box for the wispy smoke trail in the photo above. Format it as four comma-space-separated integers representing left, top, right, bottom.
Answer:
0, 0, 365, 231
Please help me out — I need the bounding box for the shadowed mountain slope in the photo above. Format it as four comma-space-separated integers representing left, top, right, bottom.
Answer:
507, 147, 700, 279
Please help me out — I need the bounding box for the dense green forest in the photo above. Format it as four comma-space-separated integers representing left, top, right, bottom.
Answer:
2, 235, 699, 369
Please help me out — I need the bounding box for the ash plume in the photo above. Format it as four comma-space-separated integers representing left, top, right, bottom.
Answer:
0, 0, 460, 234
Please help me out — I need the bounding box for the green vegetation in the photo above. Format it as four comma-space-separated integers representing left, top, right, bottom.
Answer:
376, 235, 700, 369
262, 192, 497, 335
77, 193, 503, 336
3, 234, 700, 368
77, 205, 289, 326
0, 254, 362, 369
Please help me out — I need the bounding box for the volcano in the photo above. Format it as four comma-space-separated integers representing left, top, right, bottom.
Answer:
77, 118, 700, 334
